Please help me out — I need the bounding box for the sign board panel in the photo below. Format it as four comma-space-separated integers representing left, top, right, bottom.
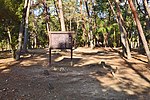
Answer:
48, 31, 75, 66
49, 31, 74, 49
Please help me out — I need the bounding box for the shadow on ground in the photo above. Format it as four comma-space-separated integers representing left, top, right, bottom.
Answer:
0, 48, 150, 100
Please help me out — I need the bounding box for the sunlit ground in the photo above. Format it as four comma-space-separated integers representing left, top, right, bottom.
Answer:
0, 47, 150, 99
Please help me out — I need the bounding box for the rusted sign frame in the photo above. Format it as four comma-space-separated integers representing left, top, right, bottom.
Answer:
48, 31, 75, 66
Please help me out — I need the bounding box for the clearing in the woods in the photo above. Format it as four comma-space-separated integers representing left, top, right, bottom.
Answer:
0, 47, 150, 100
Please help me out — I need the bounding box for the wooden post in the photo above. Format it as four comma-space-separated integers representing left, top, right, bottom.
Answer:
49, 48, 51, 67
71, 47, 73, 66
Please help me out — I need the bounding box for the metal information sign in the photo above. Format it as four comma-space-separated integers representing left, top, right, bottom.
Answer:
48, 31, 75, 66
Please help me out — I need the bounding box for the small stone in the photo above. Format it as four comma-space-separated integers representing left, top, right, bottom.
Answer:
43, 70, 49, 75
60, 67, 64, 71
102, 89, 107, 92
53, 67, 57, 71
3, 88, 6, 91
48, 83, 54, 90
21, 94, 25, 97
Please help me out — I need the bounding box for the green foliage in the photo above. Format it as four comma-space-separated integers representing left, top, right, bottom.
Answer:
75, 29, 85, 46
16, 3, 24, 20
0, 0, 149, 51
0, 0, 22, 52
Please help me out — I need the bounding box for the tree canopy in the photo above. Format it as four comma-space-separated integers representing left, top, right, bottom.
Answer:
0, 0, 150, 63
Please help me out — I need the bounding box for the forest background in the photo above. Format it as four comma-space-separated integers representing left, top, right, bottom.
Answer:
0, 0, 150, 63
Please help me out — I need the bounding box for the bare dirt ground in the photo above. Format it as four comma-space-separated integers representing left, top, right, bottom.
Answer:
0, 47, 150, 100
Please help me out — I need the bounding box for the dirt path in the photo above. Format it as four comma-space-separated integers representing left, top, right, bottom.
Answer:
0, 47, 150, 100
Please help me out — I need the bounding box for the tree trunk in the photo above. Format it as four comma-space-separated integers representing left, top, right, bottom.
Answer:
16, 23, 24, 60
16, 0, 28, 60
58, 0, 66, 31
34, 35, 37, 48
92, 1, 97, 47
143, 0, 150, 45
128, 0, 150, 63
42, 0, 51, 49
113, 30, 116, 48
110, 0, 131, 59
43, 0, 50, 28
23, 0, 31, 52
116, 0, 131, 59
143, 0, 150, 18
80, 0, 87, 46
53, 0, 61, 29
70, 19, 72, 31
7, 28, 16, 58
103, 33, 108, 47
84, 0, 94, 49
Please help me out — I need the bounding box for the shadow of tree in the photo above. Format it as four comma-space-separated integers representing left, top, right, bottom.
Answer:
0, 50, 12, 59
123, 59, 150, 84
0, 48, 150, 99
